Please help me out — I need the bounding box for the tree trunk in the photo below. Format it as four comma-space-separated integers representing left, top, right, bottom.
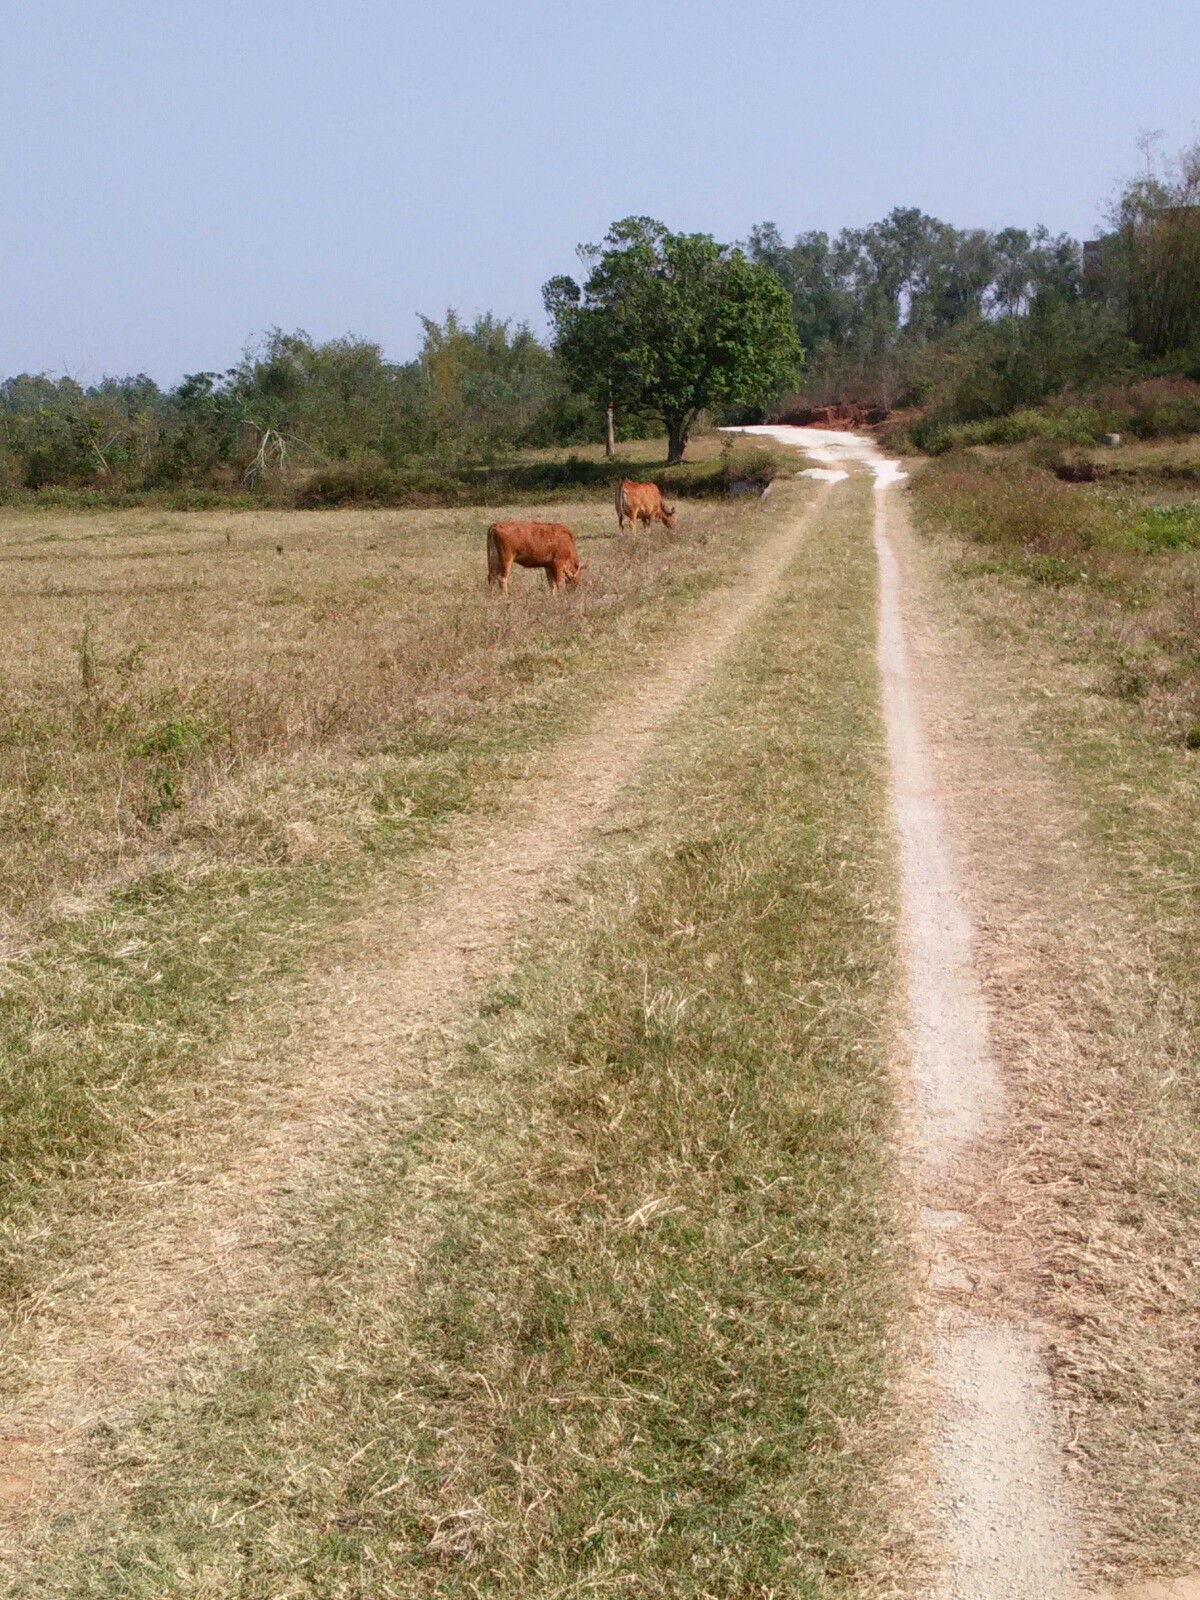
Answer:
666, 418, 687, 465
604, 399, 615, 458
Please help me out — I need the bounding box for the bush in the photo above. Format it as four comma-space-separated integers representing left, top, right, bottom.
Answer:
294, 459, 464, 508
910, 406, 1109, 455
712, 440, 791, 491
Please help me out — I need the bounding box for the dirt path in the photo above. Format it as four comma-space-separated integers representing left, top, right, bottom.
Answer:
744, 427, 1082, 1597
0, 484, 830, 1542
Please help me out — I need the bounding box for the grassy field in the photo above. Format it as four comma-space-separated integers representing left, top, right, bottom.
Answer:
0, 438, 791, 1289
908, 441, 1200, 1579
5, 476, 920, 1599
916, 440, 1200, 745
0, 435, 784, 922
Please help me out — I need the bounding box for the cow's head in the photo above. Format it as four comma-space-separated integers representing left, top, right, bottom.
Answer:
566, 557, 588, 589
661, 502, 677, 529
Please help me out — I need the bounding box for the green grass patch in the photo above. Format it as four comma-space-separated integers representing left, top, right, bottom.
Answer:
1117, 502, 1200, 551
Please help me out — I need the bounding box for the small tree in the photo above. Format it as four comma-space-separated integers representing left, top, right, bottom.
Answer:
544, 217, 802, 464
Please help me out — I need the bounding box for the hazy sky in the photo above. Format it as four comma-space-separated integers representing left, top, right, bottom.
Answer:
5, 0, 1197, 385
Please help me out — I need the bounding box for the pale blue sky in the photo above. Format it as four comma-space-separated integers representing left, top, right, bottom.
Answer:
4, 0, 1196, 384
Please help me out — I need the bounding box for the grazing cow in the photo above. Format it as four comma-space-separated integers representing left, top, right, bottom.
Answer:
486, 521, 587, 594
616, 479, 677, 533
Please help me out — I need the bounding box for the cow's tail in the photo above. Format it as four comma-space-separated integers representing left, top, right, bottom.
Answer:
615, 480, 627, 526
486, 524, 502, 583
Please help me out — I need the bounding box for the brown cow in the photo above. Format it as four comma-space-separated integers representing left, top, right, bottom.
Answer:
486, 521, 587, 594
616, 479, 677, 533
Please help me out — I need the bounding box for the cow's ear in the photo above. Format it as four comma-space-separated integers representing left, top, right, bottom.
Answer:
580, 558, 590, 569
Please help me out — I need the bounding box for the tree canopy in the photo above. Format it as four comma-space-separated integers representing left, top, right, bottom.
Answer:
544, 217, 802, 463
1092, 140, 1200, 359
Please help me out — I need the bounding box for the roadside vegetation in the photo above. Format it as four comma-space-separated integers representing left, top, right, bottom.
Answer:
8, 479, 922, 1600
907, 439, 1200, 1575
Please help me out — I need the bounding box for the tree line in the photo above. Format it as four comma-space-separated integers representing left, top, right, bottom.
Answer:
4, 142, 1198, 495
0, 313, 599, 496
746, 140, 1200, 423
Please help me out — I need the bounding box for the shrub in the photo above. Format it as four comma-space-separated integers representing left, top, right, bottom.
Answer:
294, 459, 464, 508
294, 459, 402, 507
910, 406, 1109, 454
1112, 378, 1200, 440
713, 440, 791, 492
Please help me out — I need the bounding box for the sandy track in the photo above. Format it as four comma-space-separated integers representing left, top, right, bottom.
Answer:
875, 473, 1074, 1598
741, 427, 1080, 1598
0, 485, 828, 1537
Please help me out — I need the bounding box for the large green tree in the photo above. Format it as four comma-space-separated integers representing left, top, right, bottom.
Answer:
544, 217, 802, 464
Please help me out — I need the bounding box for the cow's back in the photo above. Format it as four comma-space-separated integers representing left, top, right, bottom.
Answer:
489, 520, 578, 564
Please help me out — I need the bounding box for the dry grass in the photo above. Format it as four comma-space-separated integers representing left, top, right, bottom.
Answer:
905, 460, 1200, 1584
0, 497, 728, 923
0, 484, 792, 1263
916, 450, 1200, 746
1084, 433, 1200, 483
2, 482, 924, 1599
